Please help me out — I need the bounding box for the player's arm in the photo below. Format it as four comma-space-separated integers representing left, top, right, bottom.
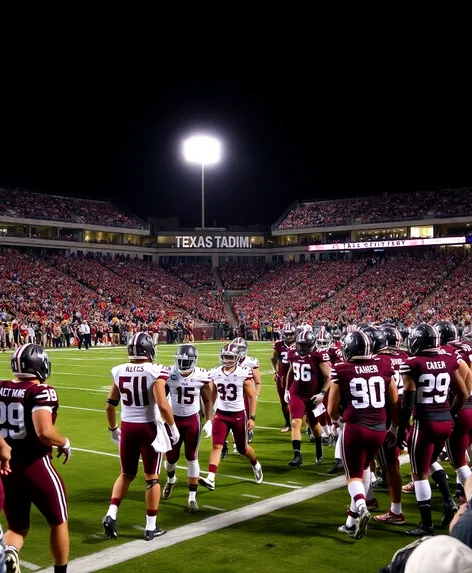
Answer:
327, 382, 341, 422
252, 367, 262, 398
244, 377, 257, 430
387, 376, 400, 427
285, 364, 293, 391
311, 361, 332, 405
0, 435, 11, 475
397, 374, 415, 446
106, 383, 120, 431
450, 368, 468, 417
270, 349, 279, 381
32, 410, 68, 447
153, 377, 175, 426
201, 381, 213, 422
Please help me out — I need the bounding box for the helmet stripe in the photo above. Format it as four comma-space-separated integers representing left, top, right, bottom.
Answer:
14, 343, 31, 374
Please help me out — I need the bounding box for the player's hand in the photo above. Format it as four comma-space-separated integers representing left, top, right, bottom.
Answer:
311, 393, 325, 406
284, 389, 291, 404
169, 423, 180, 445
396, 429, 407, 450
202, 420, 212, 438
386, 425, 398, 448
272, 372, 279, 383
0, 439, 12, 475
247, 418, 255, 431
57, 438, 71, 465
109, 427, 121, 445
332, 418, 344, 437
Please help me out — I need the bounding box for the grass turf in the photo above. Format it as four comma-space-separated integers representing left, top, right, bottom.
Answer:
0, 342, 458, 572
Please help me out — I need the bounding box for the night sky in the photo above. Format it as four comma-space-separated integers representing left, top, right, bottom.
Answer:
1, 55, 470, 229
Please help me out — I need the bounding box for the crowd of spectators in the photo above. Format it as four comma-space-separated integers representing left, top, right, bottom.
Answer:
219, 262, 270, 290
436, 188, 472, 218
0, 187, 146, 229
165, 263, 217, 290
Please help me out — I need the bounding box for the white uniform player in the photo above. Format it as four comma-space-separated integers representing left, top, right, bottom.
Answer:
198, 343, 263, 490
103, 333, 179, 541
162, 345, 213, 513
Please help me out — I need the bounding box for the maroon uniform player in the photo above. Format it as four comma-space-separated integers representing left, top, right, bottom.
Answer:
285, 330, 331, 467
271, 322, 296, 432
0, 344, 71, 573
399, 323, 468, 536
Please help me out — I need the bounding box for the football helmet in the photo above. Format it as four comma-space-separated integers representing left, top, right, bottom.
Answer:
407, 323, 440, 355
342, 331, 372, 361
220, 343, 240, 368
362, 327, 388, 354
434, 320, 459, 345
332, 330, 341, 341
315, 326, 333, 351
296, 330, 315, 357
282, 322, 297, 344
128, 332, 155, 361
232, 337, 248, 360
356, 323, 371, 332
11, 344, 51, 381
174, 344, 198, 374
380, 325, 403, 348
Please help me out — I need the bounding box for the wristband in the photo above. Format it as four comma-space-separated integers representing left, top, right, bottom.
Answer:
62, 438, 70, 448
108, 426, 118, 432
320, 390, 327, 396
249, 415, 256, 421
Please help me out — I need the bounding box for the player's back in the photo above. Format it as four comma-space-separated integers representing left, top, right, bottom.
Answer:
0, 378, 59, 467
377, 349, 409, 395
111, 362, 168, 423
331, 358, 394, 429
241, 355, 259, 370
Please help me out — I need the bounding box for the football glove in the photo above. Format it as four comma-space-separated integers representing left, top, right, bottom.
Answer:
169, 423, 180, 445
202, 420, 212, 438
57, 438, 71, 465
331, 418, 344, 438
284, 389, 291, 404
386, 425, 398, 448
311, 392, 326, 406
110, 427, 121, 445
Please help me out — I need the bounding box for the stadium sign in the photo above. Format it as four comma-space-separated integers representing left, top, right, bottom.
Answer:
308, 236, 466, 251
175, 235, 250, 249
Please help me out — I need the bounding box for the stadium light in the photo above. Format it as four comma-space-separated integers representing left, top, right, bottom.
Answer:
183, 135, 221, 229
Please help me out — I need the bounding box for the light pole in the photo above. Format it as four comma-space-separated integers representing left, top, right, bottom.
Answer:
183, 135, 221, 228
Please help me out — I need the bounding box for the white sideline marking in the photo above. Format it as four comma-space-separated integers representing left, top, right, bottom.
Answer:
37, 475, 347, 573
241, 494, 261, 499
20, 561, 41, 571
286, 481, 301, 485
72, 448, 300, 489
203, 505, 226, 512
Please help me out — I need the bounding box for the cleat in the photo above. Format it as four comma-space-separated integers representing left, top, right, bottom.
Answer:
198, 476, 215, 491
441, 497, 458, 527
252, 462, 263, 484
188, 499, 199, 513
402, 481, 415, 494
221, 441, 229, 460
247, 429, 254, 443
233, 444, 240, 456
405, 522, 435, 536
4, 547, 20, 573
374, 511, 405, 525
316, 455, 324, 465
280, 425, 291, 433
338, 524, 357, 538
102, 515, 118, 539
355, 506, 371, 540
321, 436, 329, 445
366, 498, 379, 511
327, 459, 344, 475
162, 478, 178, 500
288, 451, 303, 468
144, 526, 166, 541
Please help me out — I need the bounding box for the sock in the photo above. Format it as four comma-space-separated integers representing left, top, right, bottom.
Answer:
54, 566, 67, 573
146, 510, 157, 531
457, 465, 472, 487
362, 469, 374, 502
292, 439, 301, 453
207, 471, 216, 482
189, 483, 197, 501
391, 502, 402, 514
283, 411, 291, 426
431, 468, 451, 502
346, 501, 359, 528
250, 458, 258, 467
348, 480, 366, 512
165, 460, 177, 481
321, 425, 329, 437
415, 479, 432, 528
315, 437, 323, 459
335, 434, 341, 459
209, 464, 217, 474
106, 498, 121, 520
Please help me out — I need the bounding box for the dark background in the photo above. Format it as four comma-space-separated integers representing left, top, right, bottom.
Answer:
1, 50, 470, 229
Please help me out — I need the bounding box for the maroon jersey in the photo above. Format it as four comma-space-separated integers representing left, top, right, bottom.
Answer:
327, 346, 343, 365
287, 348, 329, 397
0, 379, 59, 468
273, 340, 294, 381
331, 358, 394, 430
442, 342, 472, 409
377, 350, 409, 395
400, 352, 459, 422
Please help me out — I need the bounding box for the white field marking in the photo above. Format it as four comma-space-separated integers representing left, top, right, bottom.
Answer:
241, 493, 261, 499
258, 400, 280, 404
286, 481, 301, 485
61, 405, 119, 414
37, 474, 348, 573
20, 561, 41, 571
72, 447, 300, 489
203, 505, 226, 512
133, 525, 146, 531
54, 385, 108, 393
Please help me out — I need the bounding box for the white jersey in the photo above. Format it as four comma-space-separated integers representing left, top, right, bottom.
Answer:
211, 365, 252, 412
166, 366, 211, 417
240, 355, 260, 370
111, 362, 168, 423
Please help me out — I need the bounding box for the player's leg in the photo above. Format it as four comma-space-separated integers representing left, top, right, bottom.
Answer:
307, 411, 323, 464
276, 381, 291, 431
429, 421, 456, 526
103, 421, 139, 538
232, 415, 263, 484
162, 418, 184, 500
288, 395, 305, 467
183, 414, 201, 512
141, 423, 166, 540
374, 443, 405, 524
49, 522, 69, 572
199, 413, 229, 490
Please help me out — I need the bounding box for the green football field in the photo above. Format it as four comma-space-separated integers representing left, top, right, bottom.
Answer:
0, 342, 458, 573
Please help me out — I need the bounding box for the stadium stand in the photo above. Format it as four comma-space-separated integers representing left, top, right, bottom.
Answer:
165, 262, 217, 290
219, 261, 270, 290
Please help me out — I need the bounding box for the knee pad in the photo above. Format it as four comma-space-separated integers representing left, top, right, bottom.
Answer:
187, 459, 200, 478
165, 460, 177, 473
146, 478, 160, 490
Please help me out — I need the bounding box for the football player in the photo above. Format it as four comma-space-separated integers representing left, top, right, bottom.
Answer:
0, 344, 71, 573
285, 330, 332, 467
398, 323, 468, 536
271, 323, 296, 432
198, 343, 263, 490
162, 344, 213, 512
0, 433, 11, 572
103, 333, 179, 541
329, 331, 399, 540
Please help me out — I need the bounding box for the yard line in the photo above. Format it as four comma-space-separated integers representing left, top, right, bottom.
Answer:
20, 561, 41, 571
203, 505, 226, 512
286, 481, 301, 485
61, 405, 114, 414
72, 447, 301, 489
54, 385, 108, 393
241, 494, 261, 499
37, 475, 347, 573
